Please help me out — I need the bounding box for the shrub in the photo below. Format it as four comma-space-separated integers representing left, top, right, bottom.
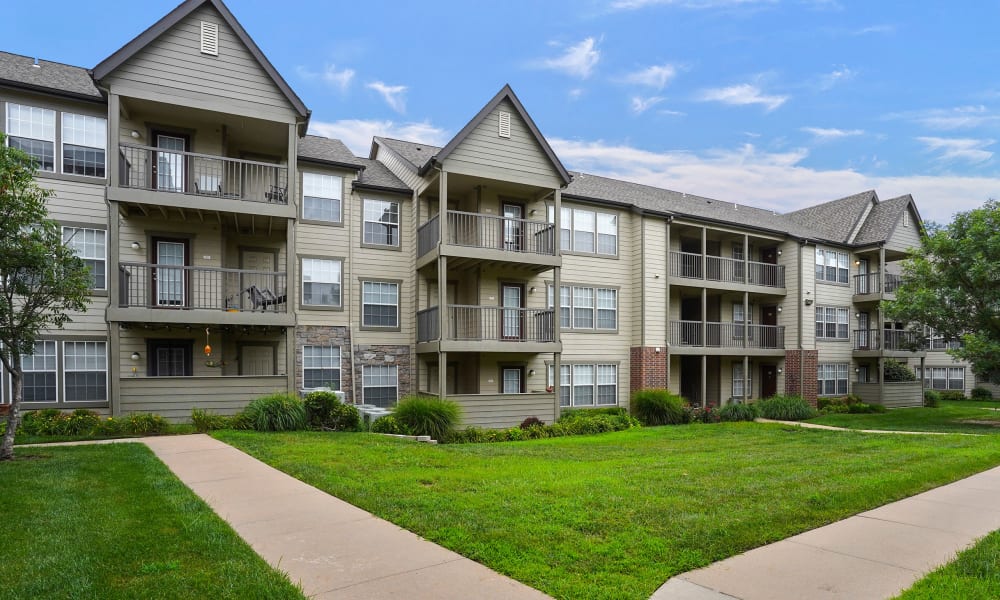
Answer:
689, 406, 721, 424
924, 389, 941, 408
65, 409, 101, 435
303, 391, 361, 431
239, 393, 307, 432
191, 408, 230, 432
371, 415, 411, 435
820, 403, 849, 415
848, 402, 872, 414
971, 387, 994, 401
883, 359, 917, 382
939, 390, 966, 402
844, 394, 863, 405
520, 416, 544, 429
393, 395, 461, 440
124, 413, 170, 435
755, 395, 817, 421
719, 402, 758, 422
631, 389, 687, 426
442, 410, 639, 444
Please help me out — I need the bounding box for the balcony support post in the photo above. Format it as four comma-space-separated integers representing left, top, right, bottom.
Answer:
701, 288, 707, 353
743, 355, 750, 403
920, 355, 926, 402
743, 290, 749, 349
701, 227, 707, 281
553, 188, 562, 419
439, 170, 449, 247
743, 234, 749, 285
438, 351, 448, 399
879, 245, 886, 296
109, 323, 121, 417
109, 94, 121, 187
701, 354, 708, 408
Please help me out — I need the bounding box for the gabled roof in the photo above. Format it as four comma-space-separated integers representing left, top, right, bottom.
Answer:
374, 137, 442, 173
92, 0, 308, 119
0, 51, 103, 101
355, 158, 410, 195
785, 190, 878, 244
422, 85, 571, 185
853, 194, 922, 245
298, 135, 366, 170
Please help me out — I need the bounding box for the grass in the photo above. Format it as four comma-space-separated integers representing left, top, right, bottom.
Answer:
810, 401, 1000, 434
214, 424, 1000, 599
896, 529, 1000, 599
0, 443, 304, 599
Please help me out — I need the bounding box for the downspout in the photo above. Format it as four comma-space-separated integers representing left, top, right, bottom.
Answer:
348, 179, 359, 404
798, 239, 805, 398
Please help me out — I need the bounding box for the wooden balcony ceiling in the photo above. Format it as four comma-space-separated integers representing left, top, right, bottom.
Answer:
117, 202, 285, 236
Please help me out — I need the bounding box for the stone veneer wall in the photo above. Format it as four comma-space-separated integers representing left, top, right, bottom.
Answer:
784, 349, 818, 405
353, 344, 412, 404
295, 326, 353, 401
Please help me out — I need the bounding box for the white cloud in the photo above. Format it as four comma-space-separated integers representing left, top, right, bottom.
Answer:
568, 88, 585, 100
549, 137, 996, 223
610, 0, 774, 10
917, 137, 995, 164
631, 96, 666, 114
698, 84, 788, 111
366, 81, 408, 113
309, 119, 450, 156
534, 37, 601, 79
623, 64, 678, 90
296, 64, 355, 92
853, 24, 896, 35
801, 127, 865, 140
819, 65, 855, 90
890, 105, 1000, 130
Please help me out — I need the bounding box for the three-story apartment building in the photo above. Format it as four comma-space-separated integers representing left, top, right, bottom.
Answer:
0, 0, 973, 427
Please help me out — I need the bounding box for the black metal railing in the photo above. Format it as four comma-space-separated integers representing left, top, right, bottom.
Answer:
669, 321, 784, 349
416, 306, 439, 342
668, 252, 784, 288
417, 214, 440, 258
854, 273, 903, 295
118, 262, 287, 312
853, 329, 926, 351
417, 305, 555, 342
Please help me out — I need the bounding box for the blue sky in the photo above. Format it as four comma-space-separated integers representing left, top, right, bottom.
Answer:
5, 0, 1000, 223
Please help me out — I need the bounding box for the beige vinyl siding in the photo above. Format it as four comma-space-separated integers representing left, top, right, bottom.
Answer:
117, 111, 223, 155
375, 146, 424, 192
776, 240, 799, 343
103, 5, 297, 123
117, 328, 287, 379
923, 352, 976, 395
451, 392, 556, 429
641, 217, 668, 347
442, 99, 564, 189
885, 206, 922, 253
119, 375, 289, 421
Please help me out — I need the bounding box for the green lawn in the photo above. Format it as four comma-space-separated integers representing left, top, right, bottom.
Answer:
215, 424, 1000, 600
896, 529, 1000, 599
0, 443, 304, 599
809, 401, 1000, 434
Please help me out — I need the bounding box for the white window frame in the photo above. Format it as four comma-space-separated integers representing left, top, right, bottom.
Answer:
362, 365, 398, 406
301, 258, 342, 307
361, 280, 399, 328
302, 172, 343, 223
63, 341, 108, 403
62, 227, 107, 290
362, 198, 400, 247
548, 206, 618, 256
815, 306, 850, 340
6, 103, 56, 172
549, 363, 618, 407
817, 363, 849, 396
21, 340, 58, 403
948, 367, 965, 391
61, 113, 107, 178
302, 345, 341, 391
732, 362, 753, 398
815, 248, 849, 284
548, 284, 617, 331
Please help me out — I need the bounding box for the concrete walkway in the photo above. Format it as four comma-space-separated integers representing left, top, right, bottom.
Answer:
653, 464, 1000, 599
755, 418, 979, 435
140, 435, 549, 600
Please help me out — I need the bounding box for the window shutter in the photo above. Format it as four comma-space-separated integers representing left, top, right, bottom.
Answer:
200, 21, 219, 56
498, 111, 511, 138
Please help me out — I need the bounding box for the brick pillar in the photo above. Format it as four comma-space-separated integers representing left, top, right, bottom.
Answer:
630, 347, 668, 391
784, 350, 818, 405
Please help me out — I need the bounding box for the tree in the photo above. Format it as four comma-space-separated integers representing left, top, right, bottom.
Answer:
0, 135, 91, 460
885, 200, 1000, 383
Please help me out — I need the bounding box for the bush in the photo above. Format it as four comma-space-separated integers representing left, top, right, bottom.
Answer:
239, 393, 306, 432
520, 416, 544, 429
883, 359, 917, 382
939, 390, 966, 402
303, 391, 361, 431
688, 406, 721, 423
65, 409, 101, 435
719, 402, 758, 422
370, 415, 411, 435
443, 410, 640, 444
393, 396, 460, 440
631, 389, 687, 426
820, 403, 849, 415
924, 389, 941, 408
191, 408, 230, 433
755, 395, 817, 421
558, 407, 628, 422
124, 413, 170, 435
972, 387, 994, 401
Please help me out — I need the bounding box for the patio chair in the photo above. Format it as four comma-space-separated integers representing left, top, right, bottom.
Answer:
244, 285, 287, 311
265, 185, 287, 203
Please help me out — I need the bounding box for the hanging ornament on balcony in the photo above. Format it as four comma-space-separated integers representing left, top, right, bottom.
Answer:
204, 327, 212, 357
203, 327, 226, 368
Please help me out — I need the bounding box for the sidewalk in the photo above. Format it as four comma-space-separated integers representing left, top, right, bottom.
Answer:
142, 435, 550, 600
652, 464, 1000, 599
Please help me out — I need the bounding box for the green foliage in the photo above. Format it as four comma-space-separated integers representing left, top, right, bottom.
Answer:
239, 394, 307, 432
719, 403, 759, 422
755, 395, 818, 421
819, 397, 886, 414
444, 410, 640, 444
190, 408, 231, 433
923, 389, 941, 407
393, 395, 461, 440
939, 390, 966, 402
847, 402, 887, 414
302, 391, 361, 431
520, 416, 544, 429
558, 407, 629, 421
370, 415, 411, 435
883, 359, 917, 382
124, 413, 170, 435
687, 406, 721, 423
631, 389, 687, 425
971, 387, 994, 401
820, 403, 850, 414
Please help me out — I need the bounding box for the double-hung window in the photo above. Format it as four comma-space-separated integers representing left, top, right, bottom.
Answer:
362, 281, 399, 328
815, 306, 849, 340
597, 213, 618, 255
548, 363, 618, 407
363, 365, 398, 407
732, 362, 752, 398
549, 206, 618, 255
363, 199, 399, 246
302, 345, 340, 390
302, 173, 342, 223
949, 368, 965, 390
63, 341, 107, 402
301, 258, 342, 307
548, 285, 617, 331
572, 287, 595, 328
921, 367, 965, 391
596, 288, 618, 329
62, 113, 107, 177
63, 227, 107, 290
815, 248, 849, 284
22, 341, 57, 402
817, 364, 849, 396
7, 104, 55, 171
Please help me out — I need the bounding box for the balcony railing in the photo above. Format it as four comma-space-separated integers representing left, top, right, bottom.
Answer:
118, 143, 289, 205
416, 305, 555, 342
669, 321, 785, 349
854, 273, 903, 295
118, 262, 287, 312
416, 210, 556, 258
853, 329, 926, 351
668, 252, 785, 288
929, 338, 963, 351
416, 307, 439, 343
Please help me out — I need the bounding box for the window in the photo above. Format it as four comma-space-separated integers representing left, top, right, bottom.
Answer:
817, 363, 849, 396
301, 258, 341, 306
363, 365, 397, 407
22, 340, 57, 402
815, 248, 849, 284
7, 104, 55, 171
921, 367, 965, 391
550, 206, 617, 255
560, 207, 571, 251
362, 281, 399, 328
302, 173, 342, 223
549, 363, 618, 407
949, 367, 965, 390
63, 227, 106, 289
363, 199, 399, 246
572, 287, 594, 328
596, 288, 618, 329
148, 340, 192, 376
302, 345, 340, 390
733, 362, 752, 398
548, 285, 617, 330
62, 113, 106, 177
815, 306, 849, 340
64, 341, 107, 401
597, 213, 618, 255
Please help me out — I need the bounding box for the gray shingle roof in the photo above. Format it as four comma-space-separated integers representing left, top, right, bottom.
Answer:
853, 195, 911, 245
376, 137, 441, 171
298, 135, 365, 168
785, 190, 876, 244
355, 158, 410, 193
0, 51, 102, 100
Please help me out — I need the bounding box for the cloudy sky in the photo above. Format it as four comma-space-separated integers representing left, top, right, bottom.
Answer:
6, 0, 1000, 223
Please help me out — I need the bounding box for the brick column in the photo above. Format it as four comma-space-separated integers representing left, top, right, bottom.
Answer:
630, 347, 668, 391
784, 349, 818, 405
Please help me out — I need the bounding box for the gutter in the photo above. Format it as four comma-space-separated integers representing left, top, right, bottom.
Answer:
297, 156, 366, 171
0, 79, 105, 103
352, 182, 412, 196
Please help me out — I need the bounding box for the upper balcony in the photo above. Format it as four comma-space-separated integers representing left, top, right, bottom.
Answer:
852, 329, 926, 357
669, 251, 786, 292
416, 305, 560, 353
668, 320, 785, 355
853, 272, 902, 303
417, 211, 560, 272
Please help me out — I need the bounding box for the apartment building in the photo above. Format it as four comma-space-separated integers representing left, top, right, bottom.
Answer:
0, 0, 972, 427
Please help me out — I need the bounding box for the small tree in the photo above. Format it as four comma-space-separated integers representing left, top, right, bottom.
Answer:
0, 135, 91, 460
883, 359, 917, 382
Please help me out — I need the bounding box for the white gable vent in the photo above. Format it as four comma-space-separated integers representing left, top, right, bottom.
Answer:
498, 111, 511, 138
200, 21, 219, 56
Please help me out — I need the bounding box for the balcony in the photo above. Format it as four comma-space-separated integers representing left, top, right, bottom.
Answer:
109, 263, 292, 326
853, 272, 902, 301
668, 252, 785, 290
668, 321, 785, 354
416, 211, 559, 271
416, 305, 559, 353
110, 143, 293, 219
852, 329, 927, 356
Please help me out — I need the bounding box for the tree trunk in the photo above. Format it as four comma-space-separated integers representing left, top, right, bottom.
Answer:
0, 364, 23, 461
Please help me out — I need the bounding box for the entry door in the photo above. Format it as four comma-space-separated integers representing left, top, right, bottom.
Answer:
240, 345, 275, 376
241, 249, 277, 310
153, 133, 187, 192
153, 238, 187, 307
501, 283, 524, 340
502, 203, 524, 251
858, 312, 870, 349
502, 367, 524, 394
760, 247, 778, 264
858, 258, 869, 293
760, 365, 777, 398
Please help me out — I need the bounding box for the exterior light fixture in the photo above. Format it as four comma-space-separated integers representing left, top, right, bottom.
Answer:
130, 352, 141, 361
130, 241, 142, 250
